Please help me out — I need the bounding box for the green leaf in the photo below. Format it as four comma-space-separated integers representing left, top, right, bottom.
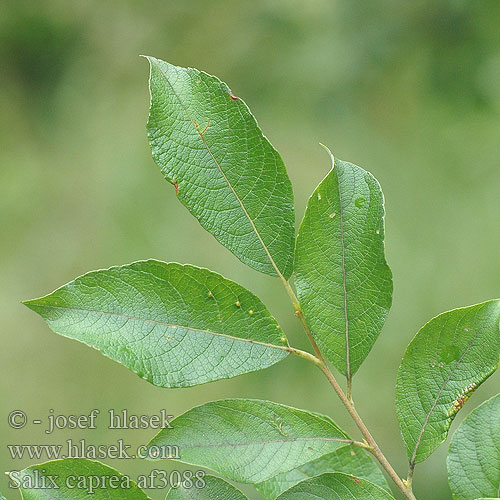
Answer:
396, 300, 500, 465
146, 57, 295, 278
147, 399, 352, 483
166, 475, 249, 500
274, 472, 395, 500
16, 459, 150, 499
447, 394, 500, 500
294, 148, 392, 377
255, 445, 389, 500
23, 260, 289, 388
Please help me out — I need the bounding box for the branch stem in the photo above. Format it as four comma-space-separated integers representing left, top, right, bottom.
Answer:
284, 278, 416, 500
285, 346, 323, 367
316, 360, 416, 500
406, 465, 415, 489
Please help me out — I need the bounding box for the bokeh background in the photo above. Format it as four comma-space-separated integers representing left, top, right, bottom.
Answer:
1, 1, 499, 498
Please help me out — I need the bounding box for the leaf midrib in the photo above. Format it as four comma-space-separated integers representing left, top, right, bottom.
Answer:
153, 61, 284, 279
334, 161, 351, 379
158, 436, 354, 450
28, 303, 288, 352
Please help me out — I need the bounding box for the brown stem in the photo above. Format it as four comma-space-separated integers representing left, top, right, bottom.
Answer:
316, 361, 417, 500
407, 464, 415, 489
283, 280, 417, 500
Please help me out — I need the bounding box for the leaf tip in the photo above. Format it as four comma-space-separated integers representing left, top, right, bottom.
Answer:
22, 297, 46, 313
141, 55, 161, 71
319, 143, 335, 169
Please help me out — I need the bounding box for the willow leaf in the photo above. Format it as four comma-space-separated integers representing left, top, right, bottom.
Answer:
23, 260, 288, 388
146, 57, 295, 278
295, 148, 392, 377
275, 472, 395, 500
147, 399, 351, 483
255, 445, 389, 500
17, 459, 149, 499
447, 394, 500, 500
166, 475, 249, 500
396, 300, 500, 465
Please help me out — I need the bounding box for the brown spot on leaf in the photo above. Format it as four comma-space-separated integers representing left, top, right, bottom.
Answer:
229, 92, 241, 101
173, 181, 179, 195
201, 119, 210, 134
448, 382, 477, 417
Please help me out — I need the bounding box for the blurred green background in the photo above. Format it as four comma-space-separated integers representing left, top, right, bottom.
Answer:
1, 1, 499, 498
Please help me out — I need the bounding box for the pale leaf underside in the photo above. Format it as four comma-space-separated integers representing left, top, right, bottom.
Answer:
274, 472, 395, 500
255, 444, 389, 499
19, 459, 150, 499
147, 399, 351, 484
24, 260, 288, 388
166, 475, 249, 500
